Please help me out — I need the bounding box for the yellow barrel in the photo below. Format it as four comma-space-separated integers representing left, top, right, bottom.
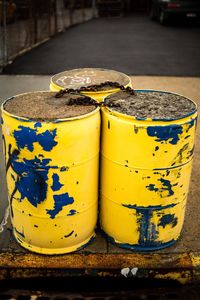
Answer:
50, 68, 132, 102
1, 91, 100, 254
100, 90, 197, 251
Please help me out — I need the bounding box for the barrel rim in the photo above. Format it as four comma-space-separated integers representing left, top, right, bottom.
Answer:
104, 89, 198, 122
1, 91, 100, 123
50, 67, 131, 94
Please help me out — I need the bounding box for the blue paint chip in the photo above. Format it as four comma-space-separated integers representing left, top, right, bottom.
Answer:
122, 203, 177, 211
14, 126, 58, 152
51, 173, 63, 191
146, 178, 175, 197
37, 129, 58, 151
67, 209, 77, 216
146, 184, 159, 192
147, 125, 183, 145
158, 214, 178, 228
12, 156, 51, 207
34, 122, 42, 128
103, 230, 177, 251
47, 193, 74, 219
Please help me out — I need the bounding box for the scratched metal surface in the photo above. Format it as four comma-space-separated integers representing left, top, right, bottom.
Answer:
0, 76, 50, 223
0, 76, 199, 283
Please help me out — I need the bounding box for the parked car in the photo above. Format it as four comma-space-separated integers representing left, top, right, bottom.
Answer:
150, 0, 200, 24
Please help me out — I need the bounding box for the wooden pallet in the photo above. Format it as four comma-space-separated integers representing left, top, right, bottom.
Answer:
0, 196, 199, 285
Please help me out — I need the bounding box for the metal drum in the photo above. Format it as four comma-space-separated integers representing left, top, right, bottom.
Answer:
50, 68, 132, 102
1, 91, 100, 254
100, 90, 197, 251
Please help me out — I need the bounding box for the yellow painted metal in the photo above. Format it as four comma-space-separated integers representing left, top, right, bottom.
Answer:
1, 92, 100, 254
50, 68, 132, 102
100, 90, 197, 251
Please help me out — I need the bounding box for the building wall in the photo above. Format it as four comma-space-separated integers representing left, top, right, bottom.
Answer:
0, 0, 95, 68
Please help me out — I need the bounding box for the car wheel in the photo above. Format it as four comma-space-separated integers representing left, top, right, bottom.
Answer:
159, 10, 167, 25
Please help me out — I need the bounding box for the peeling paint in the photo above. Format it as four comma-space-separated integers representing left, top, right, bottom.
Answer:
46, 193, 74, 219
67, 209, 77, 216
146, 178, 175, 197
158, 214, 178, 228
14, 126, 58, 152
51, 174, 63, 192
147, 125, 183, 145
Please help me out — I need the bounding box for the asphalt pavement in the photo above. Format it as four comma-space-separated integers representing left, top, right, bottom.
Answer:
3, 14, 200, 76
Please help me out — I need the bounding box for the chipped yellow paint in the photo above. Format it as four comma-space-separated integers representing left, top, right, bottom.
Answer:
150, 270, 192, 285
100, 90, 197, 250
1, 91, 101, 254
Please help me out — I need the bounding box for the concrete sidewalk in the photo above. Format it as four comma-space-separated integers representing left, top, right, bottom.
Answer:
0, 75, 199, 284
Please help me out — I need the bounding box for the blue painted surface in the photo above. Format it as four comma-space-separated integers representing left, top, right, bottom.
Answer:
121, 203, 178, 248
12, 156, 51, 207
51, 173, 63, 191
146, 178, 175, 197
158, 214, 178, 228
47, 193, 74, 219
147, 125, 183, 145
34, 122, 42, 128
14, 126, 58, 152
102, 230, 177, 251
37, 129, 58, 151
158, 178, 174, 196
137, 209, 158, 246
67, 209, 77, 216
122, 203, 177, 211
146, 184, 159, 192
8, 125, 61, 209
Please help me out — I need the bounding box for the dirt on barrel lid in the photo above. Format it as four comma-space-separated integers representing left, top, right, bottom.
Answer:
3, 91, 97, 121
105, 91, 196, 120
52, 68, 130, 91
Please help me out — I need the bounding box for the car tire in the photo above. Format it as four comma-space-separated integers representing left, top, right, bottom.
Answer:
159, 10, 167, 25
